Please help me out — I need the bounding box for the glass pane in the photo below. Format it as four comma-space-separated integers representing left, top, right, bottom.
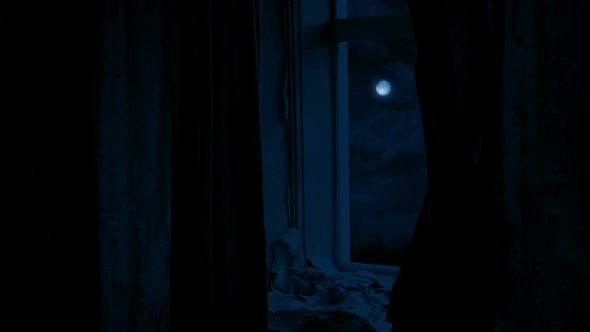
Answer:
347, 0, 408, 17
347, 36, 427, 266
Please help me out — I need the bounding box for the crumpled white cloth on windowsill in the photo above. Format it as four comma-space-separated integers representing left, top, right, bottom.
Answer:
267, 227, 394, 332
268, 256, 394, 332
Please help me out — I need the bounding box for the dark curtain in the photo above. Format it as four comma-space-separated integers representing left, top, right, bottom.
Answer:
169, 0, 268, 330
387, 1, 503, 330
38, 0, 269, 330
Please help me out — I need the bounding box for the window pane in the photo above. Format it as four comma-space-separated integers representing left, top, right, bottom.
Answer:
347, 0, 408, 17
347, 37, 426, 266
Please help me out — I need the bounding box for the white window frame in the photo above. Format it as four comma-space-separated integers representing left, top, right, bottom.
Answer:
289, 0, 415, 276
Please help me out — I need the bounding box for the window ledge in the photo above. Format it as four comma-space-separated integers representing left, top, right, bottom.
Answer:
268, 255, 395, 332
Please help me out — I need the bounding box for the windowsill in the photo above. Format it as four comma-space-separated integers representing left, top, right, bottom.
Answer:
336, 261, 399, 280
268, 238, 396, 332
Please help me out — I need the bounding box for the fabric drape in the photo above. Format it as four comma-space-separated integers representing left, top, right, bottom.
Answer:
95, 0, 267, 330
387, 1, 501, 330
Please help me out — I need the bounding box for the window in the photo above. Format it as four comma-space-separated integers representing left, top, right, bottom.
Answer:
291, 0, 425, 275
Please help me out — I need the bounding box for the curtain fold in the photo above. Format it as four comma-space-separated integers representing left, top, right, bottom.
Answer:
97, 0, 267, 330
169, 0, 268, 330
98, 1, 171, 330
387, 1, 501, 330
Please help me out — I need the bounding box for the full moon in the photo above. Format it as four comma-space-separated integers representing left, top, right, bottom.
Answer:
375, 80, 391, 96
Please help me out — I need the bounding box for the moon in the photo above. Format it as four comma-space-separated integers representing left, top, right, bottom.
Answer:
375, 80, 391, 96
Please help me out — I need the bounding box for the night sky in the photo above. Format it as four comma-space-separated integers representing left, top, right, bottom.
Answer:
346, 0, 427, 266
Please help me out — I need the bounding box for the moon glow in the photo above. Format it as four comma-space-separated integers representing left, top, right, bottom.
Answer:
375, 80, 391, 96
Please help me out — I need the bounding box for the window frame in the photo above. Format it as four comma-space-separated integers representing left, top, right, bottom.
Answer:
290, 0, 415, 276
